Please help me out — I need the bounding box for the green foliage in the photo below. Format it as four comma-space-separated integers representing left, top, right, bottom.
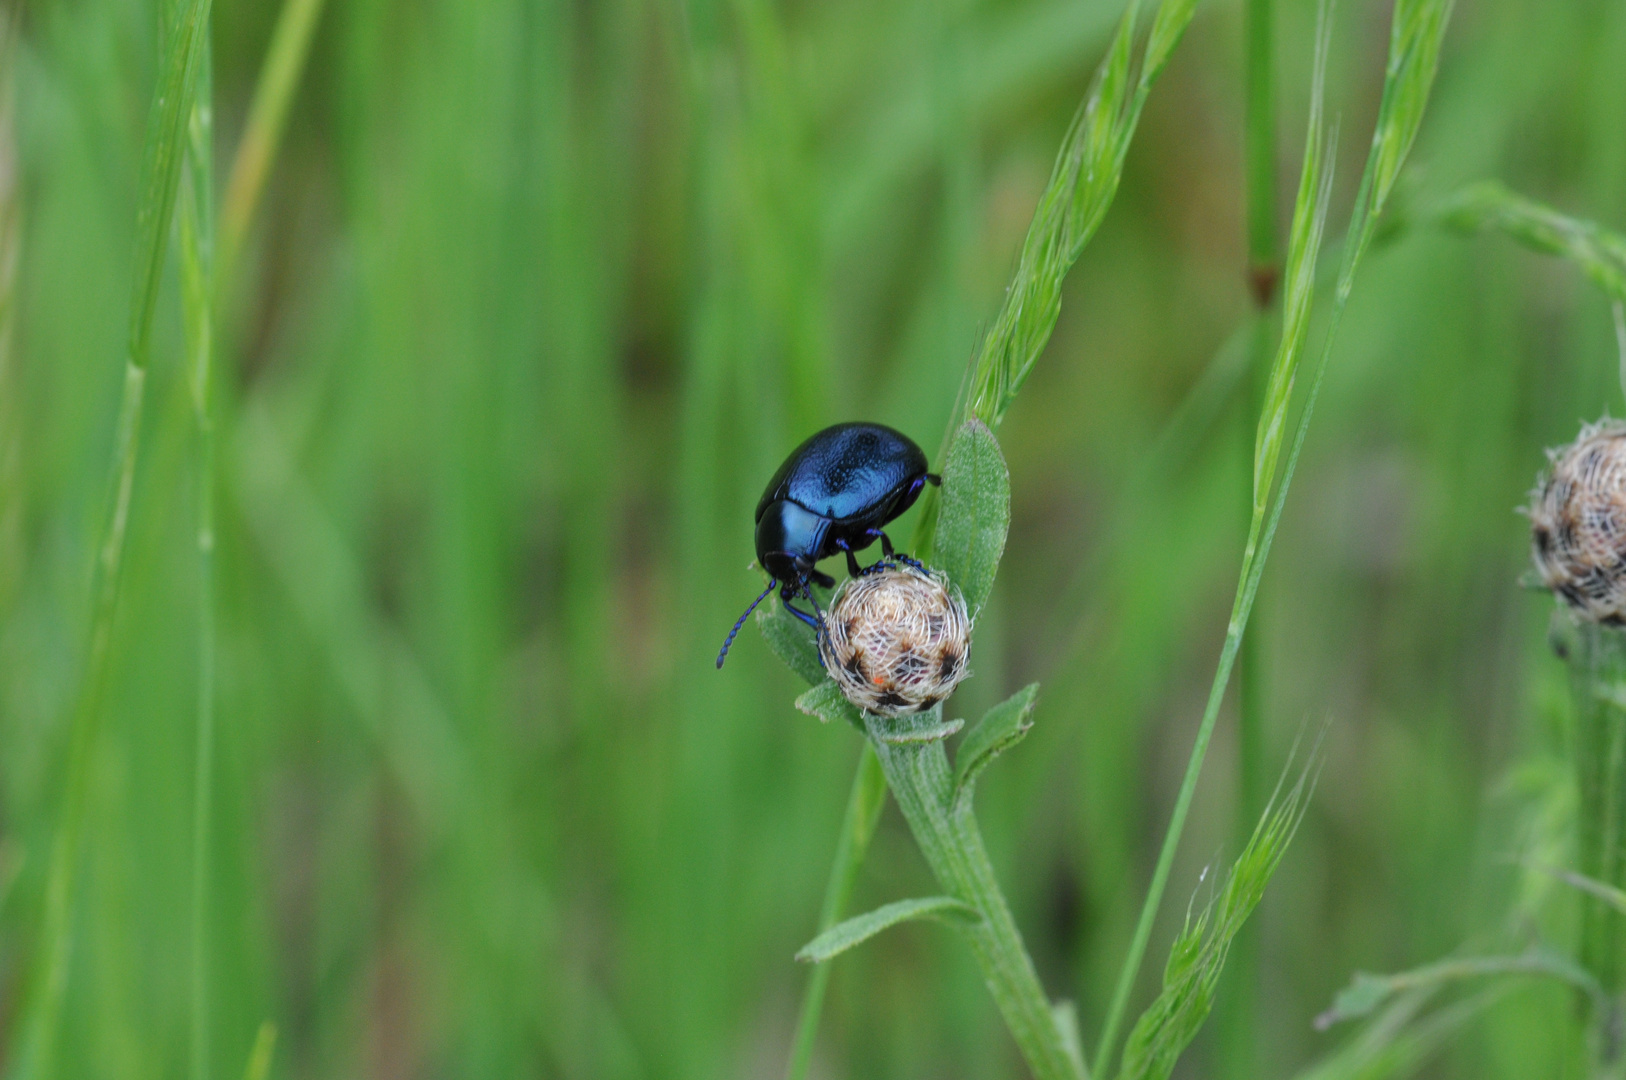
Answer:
786, 748, 888, 1080
1291, 991, 1495, 1080
1437, 181, 1626, 304
1315, 950, 1604, 1032
7, 0, 1618, 1073
1252, 15, 1335, 519
1115, 752, 1318, 1080
795, 896, 982, 963
177, 39, 217, 1080
934, 419, 1012, 620
1338, 0, 1457, 297
13, 0, 214, 1072
759, 598, 827, 685
794, 679, 865, 729
952, 682, 1039, 810
867, 709, 965, 745
1096, 0, 1456, 1071
962, 0, 1199, 432
218, 0, 328, 281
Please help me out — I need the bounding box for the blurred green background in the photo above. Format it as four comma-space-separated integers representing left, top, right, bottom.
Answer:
3, 0, 1626, 1075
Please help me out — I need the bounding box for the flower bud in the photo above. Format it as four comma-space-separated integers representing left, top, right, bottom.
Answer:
1529, 419, 1626, 624
820, 565, 971, 715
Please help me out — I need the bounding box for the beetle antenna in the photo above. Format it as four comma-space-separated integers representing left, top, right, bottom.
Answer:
716, 581, 777, 669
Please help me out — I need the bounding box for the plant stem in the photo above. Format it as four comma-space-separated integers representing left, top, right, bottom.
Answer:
784, 744, 888, 1080
179, 40, 216, 1080
865, 717, 1086, 1080
1095, 258, 1341, 1080
11, 0, 212, 1069
218, 0, 327, 285
1563, 619, 1626, 998
1230, 0, 1275, 1071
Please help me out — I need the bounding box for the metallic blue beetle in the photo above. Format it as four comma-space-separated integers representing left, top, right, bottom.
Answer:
716, 422, 940, 668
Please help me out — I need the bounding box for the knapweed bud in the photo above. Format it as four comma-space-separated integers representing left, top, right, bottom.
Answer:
820, 565, 971, 715
1529, 419, 1626, 624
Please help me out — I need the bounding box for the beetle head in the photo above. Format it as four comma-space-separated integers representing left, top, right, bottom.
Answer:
755, 499, 829, 584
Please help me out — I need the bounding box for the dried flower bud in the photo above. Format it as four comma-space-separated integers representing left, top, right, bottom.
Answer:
1529, 419, 1626, 624
819, 565, 971, 716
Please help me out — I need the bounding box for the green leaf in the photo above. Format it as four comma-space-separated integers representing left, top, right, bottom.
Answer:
935, 420, 1010, 619
795, 680, 863, 731
953, 683, 1039, 809
757, 597, 824, 685
794, 896, 981, 963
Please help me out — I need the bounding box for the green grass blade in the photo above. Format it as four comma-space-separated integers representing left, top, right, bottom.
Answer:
1243, 0, 1278, 299
1093, 4, 1336, 1068
177, 38, 215, 1080
785, 746, 888, 1080
218, 0, 328, 283
10, 0, 213, 1072
1094, 0, 1457, 1066
241, 1022, 277, 1080
914, 0, 1201, 556
961, 0, 1199, 433
1336, 0, 1456, 298
795, 895, 982, 963
1114, 748, 1319, 1080
1521, 861, 1626, 916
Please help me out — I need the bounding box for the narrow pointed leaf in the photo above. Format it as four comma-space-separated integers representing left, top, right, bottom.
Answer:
953, 683, 1039, 809
758, 599, 824, 685
795, 680, 863, 731
795, 896, 981, 964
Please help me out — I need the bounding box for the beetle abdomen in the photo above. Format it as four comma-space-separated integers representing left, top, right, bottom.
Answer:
756, 422, 927, 524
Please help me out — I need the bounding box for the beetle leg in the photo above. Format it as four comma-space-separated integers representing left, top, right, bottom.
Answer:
926, 472, 941, 486
781, 579, 832, 666
849, 528, 896, 575
870, 527, 926, 573
834, 536, 864, 578
780, 583, 822, 628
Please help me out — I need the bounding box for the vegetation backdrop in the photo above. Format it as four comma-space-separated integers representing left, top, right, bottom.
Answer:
2, 0, 1624, 1076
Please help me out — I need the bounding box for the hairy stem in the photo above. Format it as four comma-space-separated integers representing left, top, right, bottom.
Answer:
866, 717, 1086, 1080
1564, 620, 1626, 998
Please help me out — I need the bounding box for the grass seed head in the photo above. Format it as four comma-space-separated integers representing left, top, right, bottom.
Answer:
1529, 419, 1626, 624
820, 565, 971, 716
